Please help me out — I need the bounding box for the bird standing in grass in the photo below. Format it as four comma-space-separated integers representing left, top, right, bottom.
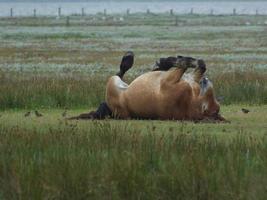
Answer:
35, 110, 43, 117
24, 111, 31, 117
241, 108, 250, 114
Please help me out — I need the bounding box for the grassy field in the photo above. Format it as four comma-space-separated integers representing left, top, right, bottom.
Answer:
0, 105, 267, 199
0, 14, 267, 199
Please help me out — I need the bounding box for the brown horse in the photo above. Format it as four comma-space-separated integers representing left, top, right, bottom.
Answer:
106, 56, 226, 121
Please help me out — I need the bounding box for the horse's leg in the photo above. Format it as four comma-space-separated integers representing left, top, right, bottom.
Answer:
116, 51, 134, 79
92, 51, 133, 119
162, 57, 199, 85
69, 51, 134, 120
163, 67, 188, 85
192, 59, 206, 83
152, 56, 178, 71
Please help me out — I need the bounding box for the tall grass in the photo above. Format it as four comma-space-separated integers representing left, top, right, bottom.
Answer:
0, 121, 267, 199
0, 70, 266, 110
214, 70, 267, 105
0, 71, 106, 110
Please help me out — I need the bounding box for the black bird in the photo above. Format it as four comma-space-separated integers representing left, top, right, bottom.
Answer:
241, 108, 250, 114
35, 110, 43, 117
24, 111, 31, 117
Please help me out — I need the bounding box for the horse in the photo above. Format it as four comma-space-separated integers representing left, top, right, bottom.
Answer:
105, 55, 226, 122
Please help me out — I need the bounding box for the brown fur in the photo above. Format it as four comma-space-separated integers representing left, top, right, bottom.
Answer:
106, 63, 225, 121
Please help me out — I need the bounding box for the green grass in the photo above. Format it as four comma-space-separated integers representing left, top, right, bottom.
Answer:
0, 106, 267, 199
0, 70, 266, 110
0, 71, 106, 110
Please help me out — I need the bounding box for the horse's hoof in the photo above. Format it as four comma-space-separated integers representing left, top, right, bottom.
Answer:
197, 59, 206, 74
154, 56, 178, 71
117, 51, 134, 78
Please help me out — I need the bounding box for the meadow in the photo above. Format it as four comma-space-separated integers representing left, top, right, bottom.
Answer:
0, 14, 267, 199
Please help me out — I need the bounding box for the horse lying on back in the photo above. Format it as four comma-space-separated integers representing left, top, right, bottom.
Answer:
70, 52, 227, 122
106, 55, 226, 122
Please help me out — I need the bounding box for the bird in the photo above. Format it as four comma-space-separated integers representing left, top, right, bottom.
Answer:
62, 110, 67, 117
24, 111, 31, 117
35, 110, 43, 117
241, 108, 250, 114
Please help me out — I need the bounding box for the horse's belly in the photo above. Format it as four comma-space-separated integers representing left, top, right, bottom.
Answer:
123, 73, 162, 118
125, 91, 159, 118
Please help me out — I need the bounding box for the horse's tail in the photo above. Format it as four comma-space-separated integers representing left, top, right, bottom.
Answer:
67, 111, 96, 120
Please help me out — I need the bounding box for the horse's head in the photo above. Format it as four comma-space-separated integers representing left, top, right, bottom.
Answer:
154, 55, 206, 72
199, 77, 227, 122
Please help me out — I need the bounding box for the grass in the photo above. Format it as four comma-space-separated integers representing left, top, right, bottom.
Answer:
0, 71, 106, 110
1, 14, 267, 27
0, 69, 266, 110
0, 106, 267, 199
0, 14, 267, 199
